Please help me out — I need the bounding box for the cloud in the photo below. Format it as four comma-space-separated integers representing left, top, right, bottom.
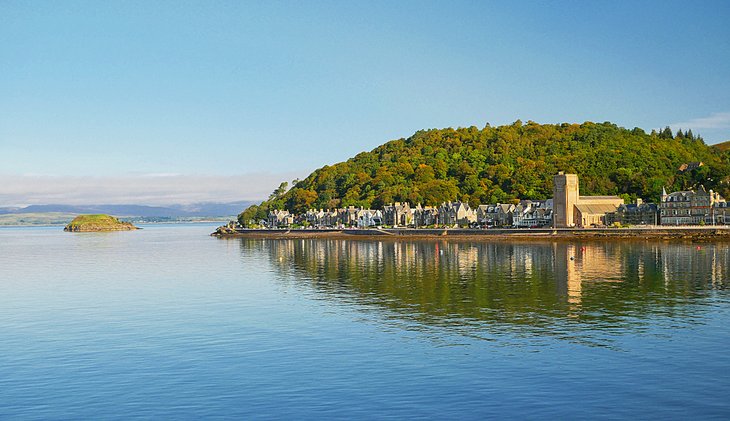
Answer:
0, 172, 303, 207
670, 112, 730, 131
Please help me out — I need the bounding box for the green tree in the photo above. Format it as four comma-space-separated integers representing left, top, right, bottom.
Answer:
288, 189, 318, 214
269, 182, 289, 200
422, 179, 459, 205
236, 121, 730, 216
238, 205, 260, 227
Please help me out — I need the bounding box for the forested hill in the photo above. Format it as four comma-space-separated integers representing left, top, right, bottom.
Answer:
242, 121, 730, 220
714, 140, 730, 152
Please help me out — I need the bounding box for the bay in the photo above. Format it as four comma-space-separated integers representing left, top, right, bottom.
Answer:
0, 224, 728, 419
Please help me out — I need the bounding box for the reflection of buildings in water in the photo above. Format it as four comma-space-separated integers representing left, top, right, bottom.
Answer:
553, 243, 631, 310
524, 252, 533, 277
552, 241, 730, 309
660, 244, 729, 287
711, 249, 727, 289
553, 244, 579, 308
566, 245, 581, 307
242, 237, 729, 328
249, 239, 729, 295
256, 238, 560, 293
231, 237, 729, 349
457, 245, 479, 277
575, 245, 625, 281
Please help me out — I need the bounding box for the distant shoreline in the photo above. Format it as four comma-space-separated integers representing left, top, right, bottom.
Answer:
212, 226, 730, 242
0, 218, 231, 227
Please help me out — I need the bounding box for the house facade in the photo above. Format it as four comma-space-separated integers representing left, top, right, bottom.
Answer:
660, 185, 725, 225
413, 204, 439, 227
304, 209, 339, 227
605, 200, 659, 226
476, 204, 515, 227
383, 202, 412, 227
357, 209, 383, 228
337, 206, 360, 227
512, 200, 553, 228
268, 209, 294, 228
714, 201, 730, 224
438, 201, 476, 227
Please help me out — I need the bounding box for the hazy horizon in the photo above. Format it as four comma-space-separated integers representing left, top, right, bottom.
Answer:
0, 173, 301, 207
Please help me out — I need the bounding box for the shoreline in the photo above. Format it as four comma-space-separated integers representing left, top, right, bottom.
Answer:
212, 226, 730, 242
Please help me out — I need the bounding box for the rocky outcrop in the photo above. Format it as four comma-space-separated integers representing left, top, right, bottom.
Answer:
212, 221, 239, 236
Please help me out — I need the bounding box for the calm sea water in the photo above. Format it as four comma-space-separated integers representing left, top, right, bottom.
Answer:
1, 224, 729, 419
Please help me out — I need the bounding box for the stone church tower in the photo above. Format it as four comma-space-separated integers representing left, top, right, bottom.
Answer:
553, 172, 579, 227
552, 173, 623, 227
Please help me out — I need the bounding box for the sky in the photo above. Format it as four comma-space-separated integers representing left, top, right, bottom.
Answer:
2, 0, 729, 206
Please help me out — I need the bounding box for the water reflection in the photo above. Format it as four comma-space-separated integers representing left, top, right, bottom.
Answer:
237, 238, 729, 346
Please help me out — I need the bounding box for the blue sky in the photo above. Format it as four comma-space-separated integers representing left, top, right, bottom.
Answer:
1, 0, 729, 205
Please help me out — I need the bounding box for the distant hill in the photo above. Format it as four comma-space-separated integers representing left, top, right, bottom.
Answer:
240, 121, 730, 222
0, 201, 254, 218
0, 212, 78, 226
713, 140, 730, 152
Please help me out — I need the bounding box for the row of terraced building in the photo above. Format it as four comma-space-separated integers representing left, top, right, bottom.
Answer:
263, 173, 729, 228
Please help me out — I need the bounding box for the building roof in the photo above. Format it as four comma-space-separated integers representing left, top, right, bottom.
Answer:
665, 191, 694, 201
618, 203, 658, 212
574, 203, 619, 216
578, 195, 622, 200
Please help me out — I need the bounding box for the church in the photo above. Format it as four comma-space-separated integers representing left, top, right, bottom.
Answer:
553, 173, 624, 228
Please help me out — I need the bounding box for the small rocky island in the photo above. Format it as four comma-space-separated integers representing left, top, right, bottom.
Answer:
64, 214, 139, 232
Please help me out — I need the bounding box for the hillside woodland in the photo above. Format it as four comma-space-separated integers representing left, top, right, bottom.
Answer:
240, 121, 730, 224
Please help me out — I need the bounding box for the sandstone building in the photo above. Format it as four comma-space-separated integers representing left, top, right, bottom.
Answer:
660, 185, 725, 225
553, 173, 624, 227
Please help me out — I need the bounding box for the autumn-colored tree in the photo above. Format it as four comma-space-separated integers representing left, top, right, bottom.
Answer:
288, 189, 319, 214
237, 121, 730, 216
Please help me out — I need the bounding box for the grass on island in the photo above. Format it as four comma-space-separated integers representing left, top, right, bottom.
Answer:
64, 214, 139, 232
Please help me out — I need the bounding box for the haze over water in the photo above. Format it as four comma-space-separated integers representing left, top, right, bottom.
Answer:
1, 224, 729, 419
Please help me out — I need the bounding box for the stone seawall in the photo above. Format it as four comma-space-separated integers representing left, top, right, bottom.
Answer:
213, 226, 730, 242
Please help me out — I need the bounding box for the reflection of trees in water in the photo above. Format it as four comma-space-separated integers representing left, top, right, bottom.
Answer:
238, 238, 729, 344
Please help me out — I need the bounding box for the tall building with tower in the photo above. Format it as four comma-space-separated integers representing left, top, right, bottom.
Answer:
552, 173, 623, 227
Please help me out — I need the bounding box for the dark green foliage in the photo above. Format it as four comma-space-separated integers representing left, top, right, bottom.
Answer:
240, 121, 730, 218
